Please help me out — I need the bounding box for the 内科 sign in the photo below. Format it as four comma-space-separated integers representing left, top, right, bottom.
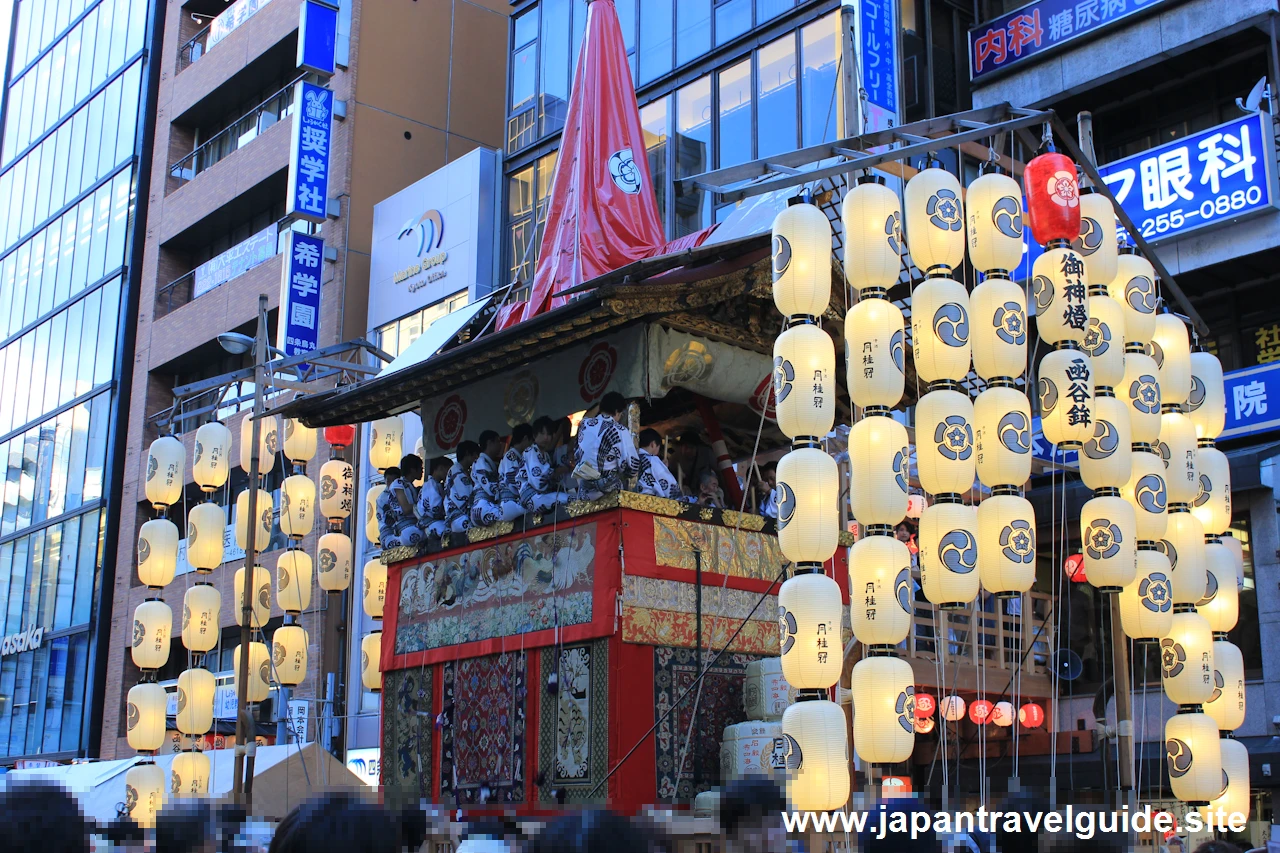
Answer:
278, 231, 325, 360
287, 81, 334, 224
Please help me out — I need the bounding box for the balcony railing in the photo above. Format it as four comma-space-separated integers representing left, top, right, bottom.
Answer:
168, 76, 302, 191
909, 589, 1054, 676
177, 26, 211, 71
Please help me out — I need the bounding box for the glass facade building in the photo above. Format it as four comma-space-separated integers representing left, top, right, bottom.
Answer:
0, 0, 158, 762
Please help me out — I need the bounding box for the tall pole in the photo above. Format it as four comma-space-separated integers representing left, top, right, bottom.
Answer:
232, 294, 269, 804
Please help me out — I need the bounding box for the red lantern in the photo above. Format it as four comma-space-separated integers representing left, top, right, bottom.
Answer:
914, 716, 936, 734
324, 425, 356, 449
1064, 553, 1087, 583
1023, 151, 1081, 245
968, 699, 994, 725
1018, 702, 1045, 728
914, 693, 937, 718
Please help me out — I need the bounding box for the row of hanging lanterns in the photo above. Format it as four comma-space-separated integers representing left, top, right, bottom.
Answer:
914, 693, 1045, 728
359, 415, 403, 694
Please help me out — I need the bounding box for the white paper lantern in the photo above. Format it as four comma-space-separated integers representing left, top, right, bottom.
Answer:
282, 418, 318, 464
843, 176, 902, 290
846, 295, 905, 408
774, 323, 835, 439
1152, 315, 1192, 406
910, 276, 971, 383
137, 518, 179, 589
319, 459, 354, 521
1080, 393, 1132, 491
1188, 352, 1226, 441
170, 751, 211, 797
273, 624, 309, 687
363, 559, 388, 619
1221, 534, 1245, 591
778, 698, 850, 811
192, 421, 232, 492
849, 535, 913, 646
125, 762, 165, 828
1038, 348, 1094, 448
1204, 639, 1245, 732
1199, 541, 1239, 633
145, 436, 185, 509
1081, 494, 1137, 591
779, 571, 843, 689
1123, 348, 1163, 445
851, 655, 915, 764
365, 483, 384, 546
969, 276, 1027, 380
977, 493, 1036, 597
1192, 444, 1231, 536
1166, 711, 1222, 805
1162, 609, 1214, 705
1160, 409, 1199, 505
233, 641, 273, 702
235, 488, 274, 553
966, 171, 1024, 275
1119, 549, 1174, 641
904, 167, 965, 276
276, 549, 313, 615
919, 501, 979, 608
1164, 510, 1207, 605
1112, 250, 1158, 345
1123, 449, 1168, 541
280, 474, 316, 539
848, 415, 909, 527
916, 387, 975, 495
973, 385, 1032, 489
318, 531, 354, 592
126, 682, 167, 752
1084, 287, 1125, 388
233, 565, 272, 627
906, 493, 926, 519
1031, 245, 1089, 346
361, 631, 383, 691
772, 201, 831, 317
1074, 191, 1119, 284
239, 414, 278, 475
940, 694, 966, 722
776, 447, 840, 565
131, 600, 172, 671
186, 502, 225, 571
181, 583, 221, 653
175, 667, 216, 735
992, 701, 1015, 727
1202, 738, 1250, 825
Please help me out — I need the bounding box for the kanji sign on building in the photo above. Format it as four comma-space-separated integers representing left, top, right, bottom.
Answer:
287, 81, 334, 224
278, 231, 325, 360
853, 0, 899, 132
1221, 362, 1280, 441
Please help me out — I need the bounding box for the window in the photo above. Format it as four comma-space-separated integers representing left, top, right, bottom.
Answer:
675, 76, 712, 236
717, 60, 752, 169
640, 98, 669, 227
375, 292, 470, 359
1228, 513, 1260, 679
638, 0, 673, 85
801, 16, 841, 146
507, 152, 558, 286
756, 36, 797, 160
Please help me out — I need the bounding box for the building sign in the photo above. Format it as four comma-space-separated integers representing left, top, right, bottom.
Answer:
193, 225, 277, 298
208, 0, 273, 51
0, 625, 44, 657
346, 747, 380, 787
853, 0, 899, 131
286, 699, 310, 742
286, 81, 333, 224
279, 231, 325, 359
970, 0, 1174, 81
393, 209, 449, 292
298, 0, 339, 77
1222, 362, 1280, 440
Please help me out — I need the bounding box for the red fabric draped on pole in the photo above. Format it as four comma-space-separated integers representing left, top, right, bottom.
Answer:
498, 0, 666, 330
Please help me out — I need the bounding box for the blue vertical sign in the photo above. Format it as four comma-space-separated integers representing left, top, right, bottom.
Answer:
279, 231, 325, 360
287, 81, 334, 224
855, 0, 898, 133
298, 0, 339, 77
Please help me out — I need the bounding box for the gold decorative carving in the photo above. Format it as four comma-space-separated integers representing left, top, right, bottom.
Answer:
721, 509, 766, 531
467, 521, 514, 544
617, 491, 684, 516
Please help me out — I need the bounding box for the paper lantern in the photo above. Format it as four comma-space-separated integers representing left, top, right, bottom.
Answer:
1159, 410, 1198, 505
772, 201, 831, 317
778, 698, 850, 810
1152, 315, 1192, 406
843, 176, 902, 290
186, 502, 225, 571
1199, 541, 1239, 633
282, 418, 317, 464
1031, 246, 1089, 347
319, 459, 354, 521
1018, 702, 1045, 728
175, 667, 216, 735
1084, 287, 1125, 388
1162, 610, 1214, 705
1123, 449, 1168, 541
919, 501, 979, 609
318, 531, 354, 592
969, 276, 1027, 380
1166, 712, 1222, 805
239, 414, 278, 475
363, 559, 388, 619
361, 631, 383, 691
126, 682, 167, 752
969, 699, 994, 725
181, 583, 220, 653
966, 171, 1024, 274
779, 571, 843, 689
145, 436, 185, 509
1080, 495, 1137, 591
848, 535, 913, 646
233, 565, 271, 627
848, 415, 909, 527
910, 276, 971, 383
851, 655, 915, 764
1080, 394, 1132, 491
1205, 639, 1245, 732
914, 716, 936, 734
973, 386, 1032, 489
131, 600, 172, 671
273, 624, 309, 687
233, 641, 273, 702
1188, 352, 1226, 441
992, 701, 1014, 727
1074, 191, 1119, 285
915, 693, 936, 718
846, 295, 905, 408
1112, 250, 1158, 345
137, 518, 179, 589
916, 388, 975, 496
234, 488, 274, 553
192, 421, 232, 492
904, 167, 965, 276
1203, 738, 1250, 825
1119, 549, 1174, 641
774, 323, 835, 439
170, 751, 211, 797
280, 474, 316, 539
1024, 151, 1080, 244
1192, 445, 1231, 535
1221, 534, 1245, 591
325, 424, 356, 448
978, 493, 1036, 597
906, 494, 926, 519
276, 549, 313, 615
125, 762, 165, 828
1037, 348, 1093, 448
1122, 349, 1163, 445
1164, 510, 1207, 605
365, 484, 384, 546
940, 694, 966, 722
776, 447, 840, 565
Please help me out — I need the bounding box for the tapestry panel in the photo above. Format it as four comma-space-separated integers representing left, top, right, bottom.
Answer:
536, 639, 610, 803
381, 667, 435, 806
440, 652, 527, 804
